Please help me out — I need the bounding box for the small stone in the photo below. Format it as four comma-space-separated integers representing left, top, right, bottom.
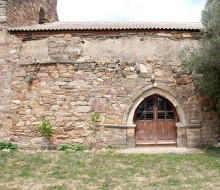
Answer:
126, 74, 138, 79
97, 78, 103, 82
157, 33, 172, 37
51, 105, 60, 111
60, 73, 72, 78
57, 135, 69, 140
140, 64, 147, 73
173, 73, 180, 78
75, 106, 91, 113
38, 89, 52, 94
172, 33, 182, 38
11, 100, 21, 104
55, 112, 71, 117
16, 121, 25, 127
40, 81, 47, 86
127, 129, 135, 135
19, 109, 31, 115
74, 122, 85, 128
68, 80, 88, 87
76, 101, 88, 106
0, 131, 7, 138
105, 118, 122, 124
37, 73, 48, 77
108, 63, 115, 68
31, 107, 45, 114
10, 135, 19, 142
176, 78, 187, 85
124, 67, 130, 72
44, 111, 54, 116
47, 66, 56, 71
182, 33, 192, 38
55, 81, 67, 86
16, 70, 26, 77
51, 72, 59, 78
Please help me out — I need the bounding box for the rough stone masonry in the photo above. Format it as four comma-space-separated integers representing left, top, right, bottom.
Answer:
0, 0, 219, 149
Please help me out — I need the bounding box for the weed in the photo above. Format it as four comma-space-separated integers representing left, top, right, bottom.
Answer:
167, 178, 181, 186
106, 145, 114, 149
38, 120, 53, 138
18, 166, 30, 178
57, 144, 72, 151
0, 142, 17, 150
51, 166, 66, 179
47, 185, 68, 190
204, 146, 220, 155
88, 111, 100, 130
149, 182, 159, 187
101, 177, 111, 190
58, 144, 85, 152
73, 144, 85, 151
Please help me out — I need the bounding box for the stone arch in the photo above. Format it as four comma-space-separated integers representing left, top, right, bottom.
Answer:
39, 7, 48, 24
123, 83, 187, 126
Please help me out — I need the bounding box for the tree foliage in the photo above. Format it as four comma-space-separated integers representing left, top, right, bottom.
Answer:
181, 0, 220, 114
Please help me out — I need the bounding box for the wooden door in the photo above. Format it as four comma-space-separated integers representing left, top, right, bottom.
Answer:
134, 95, 177, 146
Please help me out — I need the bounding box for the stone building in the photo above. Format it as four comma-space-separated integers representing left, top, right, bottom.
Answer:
0, 0, 58, 28
0, 0, 219, 149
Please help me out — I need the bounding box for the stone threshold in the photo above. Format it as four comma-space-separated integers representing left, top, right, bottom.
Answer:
116, 147, 203, 154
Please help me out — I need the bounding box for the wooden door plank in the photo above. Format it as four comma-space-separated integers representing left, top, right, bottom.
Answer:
156, 121, 166, 141
166, 121, 176, 140
136, 121, 155, 145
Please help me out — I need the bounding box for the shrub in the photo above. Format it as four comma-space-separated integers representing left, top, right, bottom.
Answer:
38, 120, 53, 138
0, 142, 17, 150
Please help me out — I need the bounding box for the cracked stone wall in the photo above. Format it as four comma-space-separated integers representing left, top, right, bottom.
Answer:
0, 30, 219, 149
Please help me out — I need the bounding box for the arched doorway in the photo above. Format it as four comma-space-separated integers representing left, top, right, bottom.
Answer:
134, 94, 178, 146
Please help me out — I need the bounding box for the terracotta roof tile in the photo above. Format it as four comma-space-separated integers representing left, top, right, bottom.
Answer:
8, 21, 203, 32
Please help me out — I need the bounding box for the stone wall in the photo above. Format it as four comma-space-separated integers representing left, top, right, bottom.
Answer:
0, 0, 58, 28
0, 30, 22, 143
0, 0, 7, 29
0, 30, 219, 149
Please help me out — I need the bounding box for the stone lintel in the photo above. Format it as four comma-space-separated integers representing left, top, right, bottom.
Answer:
176, 122, 202, 129
186, 123, 202, 128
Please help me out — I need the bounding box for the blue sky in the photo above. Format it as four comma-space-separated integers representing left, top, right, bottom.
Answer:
57, 0, 206, 22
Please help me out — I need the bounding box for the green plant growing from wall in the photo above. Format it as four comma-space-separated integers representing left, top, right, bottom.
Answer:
38, 120, 53, 138
88, 111, 100, 132
87, 112, 101, 149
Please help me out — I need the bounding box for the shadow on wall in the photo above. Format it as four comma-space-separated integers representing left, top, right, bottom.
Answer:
39, 7, 48, 24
